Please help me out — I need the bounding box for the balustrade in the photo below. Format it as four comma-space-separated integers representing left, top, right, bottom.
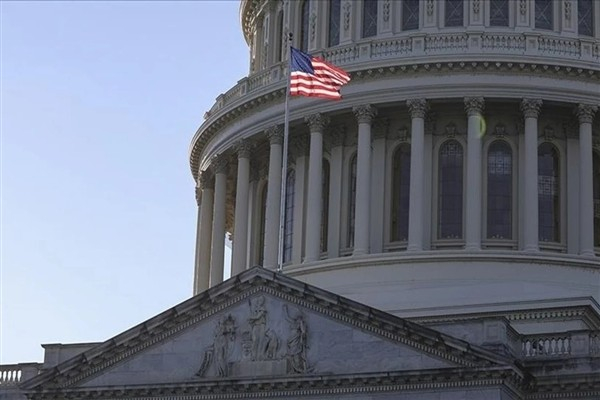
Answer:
0, 363, 42, 386
522, 335, 571, 358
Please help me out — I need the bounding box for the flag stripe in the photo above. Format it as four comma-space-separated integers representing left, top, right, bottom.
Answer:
289, 47, 350, 100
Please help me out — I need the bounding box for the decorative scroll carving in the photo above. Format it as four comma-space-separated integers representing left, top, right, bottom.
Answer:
426, 0, 434, 16
541, 125, 558, 141
212, 155, 229, 175
343, 1, 351, 32
235, 139, 254, 159
407, 98, 429, 119
284, 305, 312, 374
473, 0, 480, 14
493, 123, 507, 138
464, 97, 485, 116
310, 12, 317, 43
353, 104, 377, 124
305, 113, 330, 132
575, 104, 598, 124
564, 0, 571, 20
196, 315, 237, 377
383, 0, 391, 22
520, 99, 543, 119
519, 0, 527, 15
266, 125, 284, 145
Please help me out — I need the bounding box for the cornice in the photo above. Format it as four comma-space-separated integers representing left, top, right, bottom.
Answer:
189, 59, 600, 181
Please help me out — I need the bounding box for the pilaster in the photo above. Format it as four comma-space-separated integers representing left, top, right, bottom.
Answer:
464, 97, 485, 251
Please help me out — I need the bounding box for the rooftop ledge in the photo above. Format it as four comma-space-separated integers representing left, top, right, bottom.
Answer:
189, 31, 600, 178
281, 250, 600, 278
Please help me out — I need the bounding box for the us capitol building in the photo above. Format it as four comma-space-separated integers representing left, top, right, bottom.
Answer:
2, 0, 600, 399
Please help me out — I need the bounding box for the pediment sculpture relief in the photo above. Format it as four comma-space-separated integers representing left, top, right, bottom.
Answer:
195, 296, 311, 378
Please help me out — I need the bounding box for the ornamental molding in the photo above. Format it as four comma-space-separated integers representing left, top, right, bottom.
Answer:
342, 1, 351, 32
382, 0, 391, 22
521, 98, 543, 119
266, 125, 284, 145
407, 98, 429, 119
426, 0, 434, 16
519, 0, 527, 16
564, 0, 572, 20
194, 185, 201, 206
199, 171, 214, 190
473, 0, 480, 15
190, 60, 599, 181
211, 155, 229, 175
234, 139, 254, 159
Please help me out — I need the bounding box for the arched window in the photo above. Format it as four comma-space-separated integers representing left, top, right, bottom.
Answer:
593, 152, 600, 247
445, 0, 464, 27
276, 10, 284, 62
347, 154, 357, 247
362, 0, 378, 38
283, 170, 295, 263
258, 183, 268, 265
538, 143, 560, 242
300, 0, 310, 51
438, 140, 464, 239
487, 141, 513, 239
578, 0, 594, 36
402, 0, 419, 30
329, 0, 341, 47
321, 159, 330, 253
391, 144, 411, 242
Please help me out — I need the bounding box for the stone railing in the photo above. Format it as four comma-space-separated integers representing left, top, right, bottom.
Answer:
201, 31, 599, 123
521, 331, 600, 358
0, 363, 42, 386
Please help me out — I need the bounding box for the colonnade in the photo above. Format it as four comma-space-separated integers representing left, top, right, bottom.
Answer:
193, 99, 598, 294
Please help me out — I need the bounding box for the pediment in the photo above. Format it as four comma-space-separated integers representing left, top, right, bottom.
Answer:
23, 267, 512, 393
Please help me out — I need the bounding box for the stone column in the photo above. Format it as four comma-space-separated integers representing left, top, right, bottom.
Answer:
370, 119, 388, 254
521, 99, 543, 252
231, 140, 253, 275
210, 156, 228, 287
352, 105, 377, 255
464, 97, 485, 251
327, 127, 345, 258
406, 99, 428, 251
304, 113, 329, 262
193, 173, 214, 295
264, 126, 284, 268
576, 104, 598, 256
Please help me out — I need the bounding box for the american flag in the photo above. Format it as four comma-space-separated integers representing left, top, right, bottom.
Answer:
289, 47, 351, 100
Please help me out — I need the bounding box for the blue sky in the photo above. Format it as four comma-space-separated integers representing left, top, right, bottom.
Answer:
1, 0, 247, 364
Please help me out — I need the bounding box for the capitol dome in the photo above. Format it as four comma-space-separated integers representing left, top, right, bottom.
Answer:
191, 0, 600, 324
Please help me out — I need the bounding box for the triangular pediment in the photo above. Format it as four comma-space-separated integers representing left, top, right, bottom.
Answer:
23, 267, 514, 395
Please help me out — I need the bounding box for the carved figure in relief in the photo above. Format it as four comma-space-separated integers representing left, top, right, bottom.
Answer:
284, 305, 311, 374
247, 296, 279, 361
196, 315, 236, 378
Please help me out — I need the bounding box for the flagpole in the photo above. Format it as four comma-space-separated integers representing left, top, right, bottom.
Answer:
277, 33, 293, 273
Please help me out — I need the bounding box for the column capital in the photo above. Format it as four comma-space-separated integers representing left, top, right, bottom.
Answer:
265, 125, 283, 145
353, 104, 377, 124
211, 155, 229, 175
235, 139, 254, 159
464, 97, 485, 116
305, 113, 330, 132
575, 104, 598, 125
199, 171, 214, 189
520, 98, 543, 118
195, 185, 202, 206
406, 98, 429, 119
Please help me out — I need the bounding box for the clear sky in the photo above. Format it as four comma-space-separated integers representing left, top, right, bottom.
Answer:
1, 0, 247, 364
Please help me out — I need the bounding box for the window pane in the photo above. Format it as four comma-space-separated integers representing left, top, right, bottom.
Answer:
362, 0, 378, 38
487, 141, 512, 239
276, 11, 284, 62
594, 152, 600, 247
490, 0, 509, 26
538, 143, 560, 242
535, 0, 553, 30
348, 155, 357, 247
445, 0, 464, 27
321, 160, 330, 252
300, 0, 310, 51
402, 0, 419, 30
283, 170, 295, 263
391, 144, 411, 241
439, 140, 464, 239
329, 0, 341, 46
578, 0, 594, 36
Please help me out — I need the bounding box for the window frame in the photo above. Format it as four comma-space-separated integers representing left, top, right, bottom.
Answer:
577, 0, 595, 37
537, 141, 565, 250
328, 0, 341, 47
443, 0, 466, 28
389, 142, 412, 245
401, 0, 420, 31
534, 0, 555, 31
487, 0, 511, 27
361, 0, 379, 38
